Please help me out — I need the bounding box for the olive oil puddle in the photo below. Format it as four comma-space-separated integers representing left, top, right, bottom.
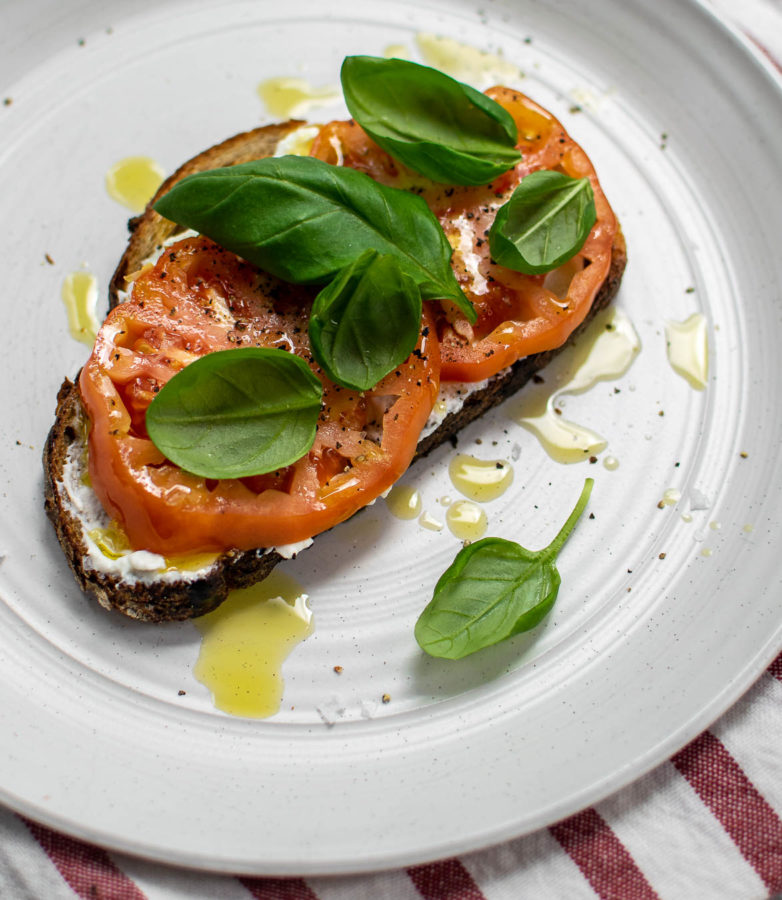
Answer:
386, 456, 513, 540
194, 572, 313, 719
511, 308, 641, 463
383, 44, 409, 60
386, 484, 422, 520
105, 156, 165, 212
445, 455, 514, 540
416, 34, 523, 84
257, 77, 340, 119
445, 500, 487, 540
449, 454, 513, 502
665, 313, 708, 389
62, 270, 99, 345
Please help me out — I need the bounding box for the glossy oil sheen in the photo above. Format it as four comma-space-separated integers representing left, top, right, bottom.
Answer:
386, 484, 422, 519
194, 572, 313, 718
105, 156, 164, 213
61, 271, 99, 345
665, 313, 709, 389
512, 308, 641, 463
257, 77, 340, 118
449, 454, 513, 502
446, 499, 488, 540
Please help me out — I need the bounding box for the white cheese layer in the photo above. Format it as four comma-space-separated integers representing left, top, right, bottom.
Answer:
420, 374, 506, 439
64, 367, 484, 585
60, 444, 312, 585
61, 445, 214, 585
274, 539, 314, 559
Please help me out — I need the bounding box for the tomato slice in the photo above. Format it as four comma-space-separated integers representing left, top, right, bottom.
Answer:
83, 89, 617, 555
80, 237, 440, 555
310, 87, 618, 382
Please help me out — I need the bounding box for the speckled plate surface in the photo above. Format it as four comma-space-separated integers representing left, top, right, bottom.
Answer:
1, 0, 781, 876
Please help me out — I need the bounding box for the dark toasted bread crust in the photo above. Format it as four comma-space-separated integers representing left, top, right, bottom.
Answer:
44, 121, 627, 622
43, 378, 285, 620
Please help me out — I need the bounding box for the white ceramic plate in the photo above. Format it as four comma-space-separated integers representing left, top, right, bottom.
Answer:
1, 0, 781, 876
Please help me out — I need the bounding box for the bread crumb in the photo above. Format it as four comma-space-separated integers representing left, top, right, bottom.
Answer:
177, 690, 186, 696
381, 693, 391, 704
658, 552, 666, 560
333, 665, 343, 674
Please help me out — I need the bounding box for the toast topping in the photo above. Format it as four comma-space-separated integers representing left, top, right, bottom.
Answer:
311, 86, 617, 383
78, 236, 440, 555
49, 64, 624, 595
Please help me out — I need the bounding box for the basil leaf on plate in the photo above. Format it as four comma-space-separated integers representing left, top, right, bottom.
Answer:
145, 347, 323, 479
309, 249, 422, 391
341, 55, 521, 186
489, 170, 597, 274
415, 478, 593, 659
154, 155, 476, 322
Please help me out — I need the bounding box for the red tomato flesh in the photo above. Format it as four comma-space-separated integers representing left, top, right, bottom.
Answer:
311, 87, 618, 382
81, 87, 618, 554
80, 237, 440, 555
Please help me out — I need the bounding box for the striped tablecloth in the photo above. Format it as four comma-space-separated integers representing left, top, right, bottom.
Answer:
2, 3, 781, 898
1, 653, 780, 899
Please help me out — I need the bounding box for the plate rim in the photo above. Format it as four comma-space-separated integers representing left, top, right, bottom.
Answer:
2, 0, 782, 876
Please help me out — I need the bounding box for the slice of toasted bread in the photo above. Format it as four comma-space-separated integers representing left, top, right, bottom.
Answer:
43, 120, 627, 622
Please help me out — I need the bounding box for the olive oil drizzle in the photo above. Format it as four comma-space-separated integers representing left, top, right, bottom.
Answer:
194, 572, 313, 719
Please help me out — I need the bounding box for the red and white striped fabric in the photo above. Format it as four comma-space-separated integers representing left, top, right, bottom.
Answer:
1, 652, 780, 900
3, 4, 781, 899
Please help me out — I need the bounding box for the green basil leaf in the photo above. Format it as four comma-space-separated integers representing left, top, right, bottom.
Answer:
489, 170, 597, 274
309, 249, 422, 391
341, 56, 521, 186
145, 347, 323, 479
154, 155, 476, 323
415, 478, 593, 659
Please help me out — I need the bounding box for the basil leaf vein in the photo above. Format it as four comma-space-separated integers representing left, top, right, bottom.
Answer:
489, 170, 597, 275
309, 249, 422, 391
415, 478, 593, 659
154, 155, 476, 323
341, 56, 521, 186
145, 347, 323, 479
